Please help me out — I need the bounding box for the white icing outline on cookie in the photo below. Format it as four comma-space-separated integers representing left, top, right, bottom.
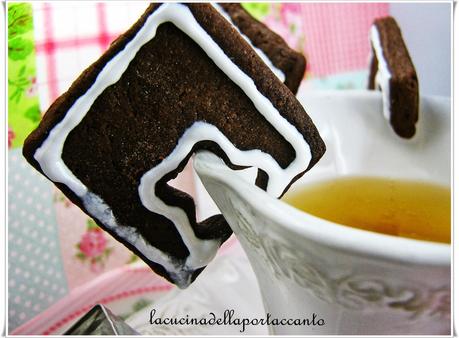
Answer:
33, 4, 313, 287
211, 3, 286, 82
370, 25, 392, 121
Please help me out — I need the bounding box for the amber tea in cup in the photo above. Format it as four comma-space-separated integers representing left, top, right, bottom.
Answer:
282, 176, 450, 243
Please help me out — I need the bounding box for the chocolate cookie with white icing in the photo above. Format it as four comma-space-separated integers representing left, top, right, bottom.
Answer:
368, 16, 419, 139
23, 3, 325, 288
214, 3, 306, 94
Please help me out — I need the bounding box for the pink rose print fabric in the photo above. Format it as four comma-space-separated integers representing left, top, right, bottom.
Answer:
75, 220, 112, 273
8, 126, 16, 148
264, 4, 305, 52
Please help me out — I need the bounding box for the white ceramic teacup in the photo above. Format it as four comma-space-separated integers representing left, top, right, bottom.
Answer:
194, 91, 451, 335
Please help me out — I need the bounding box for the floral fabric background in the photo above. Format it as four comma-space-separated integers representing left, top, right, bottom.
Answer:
8, 3, 41, 149
8, 2, 389, 331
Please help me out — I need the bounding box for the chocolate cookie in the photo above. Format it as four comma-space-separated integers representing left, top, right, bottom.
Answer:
214, 3, 306, 94
23, 3, 325, 288
368, 16, 419, 139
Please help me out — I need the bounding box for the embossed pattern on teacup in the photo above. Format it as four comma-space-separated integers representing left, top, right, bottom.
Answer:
221, 186, 450, 320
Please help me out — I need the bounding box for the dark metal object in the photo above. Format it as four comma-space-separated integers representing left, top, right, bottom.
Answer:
64, 304, 139, 335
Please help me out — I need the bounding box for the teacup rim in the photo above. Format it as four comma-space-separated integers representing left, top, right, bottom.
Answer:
194, 92, 451, 267
195, 151, 450, 267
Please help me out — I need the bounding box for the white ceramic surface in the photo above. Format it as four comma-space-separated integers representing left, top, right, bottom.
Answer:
194, 90, 451, 335
127, 241, 268, 335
